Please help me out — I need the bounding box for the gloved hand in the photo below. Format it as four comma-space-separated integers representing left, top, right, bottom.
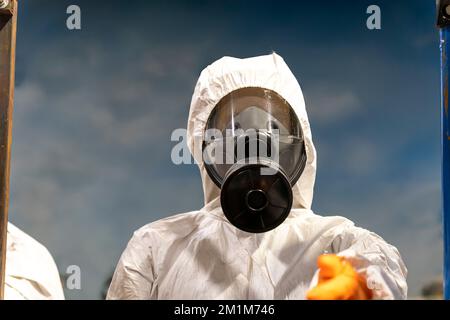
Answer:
307, 254, 373, 300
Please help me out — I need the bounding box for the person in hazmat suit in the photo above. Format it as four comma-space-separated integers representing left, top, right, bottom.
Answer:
4, 223, 65, 299
107, 53, 407, 300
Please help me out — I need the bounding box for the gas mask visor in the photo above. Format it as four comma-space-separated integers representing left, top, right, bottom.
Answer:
202, 87, 307, 233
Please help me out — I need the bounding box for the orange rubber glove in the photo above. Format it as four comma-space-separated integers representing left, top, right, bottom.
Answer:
307, 254, 373, 300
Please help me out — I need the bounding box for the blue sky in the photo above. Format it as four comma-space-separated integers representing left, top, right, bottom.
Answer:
8, 0, 441, 298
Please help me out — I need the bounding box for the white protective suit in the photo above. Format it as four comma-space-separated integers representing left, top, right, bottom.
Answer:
4, 223, 64, 299
107, 53, 407, 300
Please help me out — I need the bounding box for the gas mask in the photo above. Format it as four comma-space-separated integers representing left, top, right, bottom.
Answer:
202, 87, 307, 233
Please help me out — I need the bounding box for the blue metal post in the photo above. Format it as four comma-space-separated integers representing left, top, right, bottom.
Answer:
439, 1, 450, 298
441, 28, 450, 300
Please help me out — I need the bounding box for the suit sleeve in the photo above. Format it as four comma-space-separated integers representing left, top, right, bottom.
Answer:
330, 222, 408, 299
107, 232, 156, 300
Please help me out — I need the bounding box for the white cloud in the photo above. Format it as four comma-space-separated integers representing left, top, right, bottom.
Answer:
305, 88, 360, 125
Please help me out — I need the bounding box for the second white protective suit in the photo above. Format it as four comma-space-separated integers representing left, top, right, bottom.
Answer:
107, 53, 407, 300
5, 223, 65, 300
